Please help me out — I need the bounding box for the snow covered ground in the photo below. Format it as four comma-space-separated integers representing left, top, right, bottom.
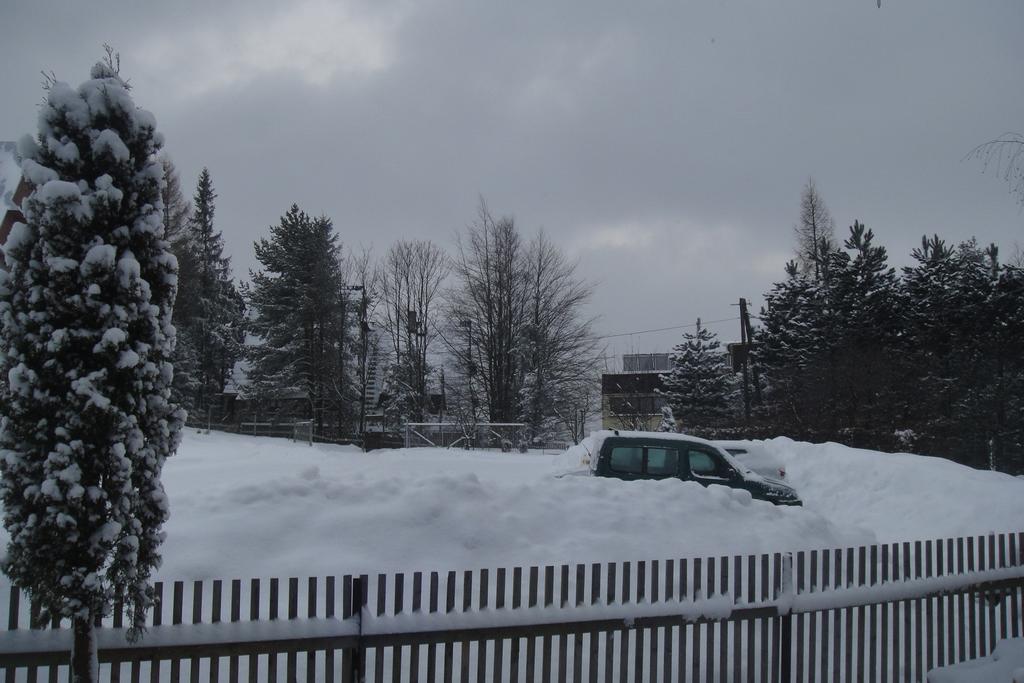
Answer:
3, 428, 1023, 582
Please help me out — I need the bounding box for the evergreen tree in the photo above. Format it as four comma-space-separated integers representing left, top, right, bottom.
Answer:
164, 160, 201, 412
172, 169, 244, 418
660, 319, 735, 431
758, 223, 1024, 471
657, 405, 677, 432
756, 261, 825, 435
0, 53, 183, 680
159, 156, 190, 244
246, 205, 349, 433
825, 221, 903, 430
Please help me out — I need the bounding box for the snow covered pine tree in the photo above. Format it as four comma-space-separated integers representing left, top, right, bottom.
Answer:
0, 54, 184, 680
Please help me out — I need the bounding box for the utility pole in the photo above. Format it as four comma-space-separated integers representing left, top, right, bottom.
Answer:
738, 303, 751, 421
358, 287, 370, 436
733, 298, 763, 422
464, 319, 479, 424
739, 298, 763, 407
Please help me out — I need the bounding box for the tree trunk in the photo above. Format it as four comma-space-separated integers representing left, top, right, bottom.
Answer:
71, 614, 97, 683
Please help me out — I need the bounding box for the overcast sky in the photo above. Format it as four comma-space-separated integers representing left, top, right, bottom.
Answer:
3, 1, 1022, 367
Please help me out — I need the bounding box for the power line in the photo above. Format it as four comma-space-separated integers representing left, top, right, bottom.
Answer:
595, 316, 740, 341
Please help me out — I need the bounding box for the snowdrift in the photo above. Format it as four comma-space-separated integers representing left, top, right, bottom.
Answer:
2, 429, 1022, 582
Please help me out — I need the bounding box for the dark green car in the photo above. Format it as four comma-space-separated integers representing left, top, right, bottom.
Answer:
592, 431, 802, 506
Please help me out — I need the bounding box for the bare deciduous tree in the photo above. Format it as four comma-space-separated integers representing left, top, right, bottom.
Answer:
520, 230, 600, 442
966, 132, 1024, 208
376, 240, 449, 422
444, 200, 599, 442
794, 178, 836, 281
445, 201, 527, 424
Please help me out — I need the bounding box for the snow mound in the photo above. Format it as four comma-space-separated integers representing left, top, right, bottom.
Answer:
928, 638, 1024, 683
752, 437, 1024, 541
3, 429, 1021, 582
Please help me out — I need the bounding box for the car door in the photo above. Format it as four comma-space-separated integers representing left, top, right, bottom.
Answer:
681, 444, 742, 488
642, 444, 681, 480
603, 443, 646, 481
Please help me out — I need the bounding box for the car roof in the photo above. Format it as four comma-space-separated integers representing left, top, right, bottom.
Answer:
590, 430, 749, 473
592, 429, 720, 448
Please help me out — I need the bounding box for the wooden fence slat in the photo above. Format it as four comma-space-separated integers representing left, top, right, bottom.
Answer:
527, 567, 538, 681
717, 556, 727, 683
477, 569, 488, 683
868, 544, 878, 683
459, 573, 470, 681
771, 553, 783, 683
427, 572, 438, 683
846, 546, 855, 683
956, 537, 967, 666
620, 625, 630, 683
946, 537, 957, 665
559, 566, 570, 681
808, 549, 818, 683
634, 622, 643, 683
891, 543, 901, 683
880, 543, 889, 681
493, 569, 505, 683
341, 576, 353, 683
286, 577, 299, 681
604, 628, 614, 683
999, 534, 1010, 642
693, 557, 702, 682
857, 546, 867, 683
794, 552, 804, 683
704, 555, 715, 683
651, 615, 660, 681
746, 555, 756, 682
733, 554, 742, 681
987, 534, 998, 652
324, 576, 335, 683
758, 554, 768, 683
819, 547, 830, 682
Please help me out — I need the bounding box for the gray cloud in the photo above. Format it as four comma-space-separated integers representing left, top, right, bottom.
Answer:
2, 0, 1021, 362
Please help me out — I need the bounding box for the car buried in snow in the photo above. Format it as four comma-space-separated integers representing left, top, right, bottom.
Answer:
590, 430, 802, 506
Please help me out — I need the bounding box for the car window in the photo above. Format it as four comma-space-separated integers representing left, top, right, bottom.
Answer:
609, 446, 643, 474
687, 449, 732, 479
646, 447, 678, 475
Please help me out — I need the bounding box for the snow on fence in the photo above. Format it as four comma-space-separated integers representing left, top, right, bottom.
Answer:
1, 532, 1023, 682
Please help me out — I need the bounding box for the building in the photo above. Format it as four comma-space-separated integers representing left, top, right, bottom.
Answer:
0, 142, 30, 254
601, 353, 670, 430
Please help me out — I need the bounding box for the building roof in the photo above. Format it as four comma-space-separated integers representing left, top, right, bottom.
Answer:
0, 142, 24, 214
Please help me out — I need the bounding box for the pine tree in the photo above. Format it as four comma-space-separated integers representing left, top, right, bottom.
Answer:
825, 221, 903, 431
660, 319, 735, 431
0, 53, 183, 680
246, 205, 349, 433
756, 260, 825, 435
657, 405, 677, 432
177, 169, 244, 417
164, 160, 201, 412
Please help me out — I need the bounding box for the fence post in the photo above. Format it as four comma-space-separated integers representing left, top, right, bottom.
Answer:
350, 576, 366, 683
778, 552, 794, 682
